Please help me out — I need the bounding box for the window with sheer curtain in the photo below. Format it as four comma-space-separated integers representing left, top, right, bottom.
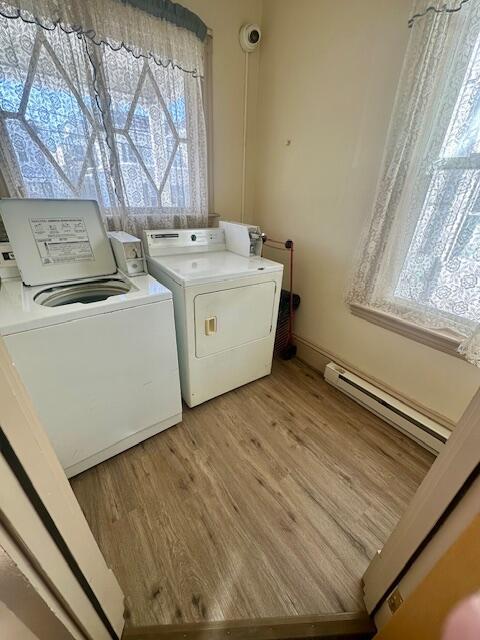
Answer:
347, 0, 480, 366
0, 0, 209, 235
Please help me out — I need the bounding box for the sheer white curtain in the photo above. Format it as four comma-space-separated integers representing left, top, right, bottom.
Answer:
347, 0, 480, 365
0, 0, 208, 233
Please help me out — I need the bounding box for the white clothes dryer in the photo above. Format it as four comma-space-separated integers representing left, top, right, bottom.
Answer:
144, 224, 283, 407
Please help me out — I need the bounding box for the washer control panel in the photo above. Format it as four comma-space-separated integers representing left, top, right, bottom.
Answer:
108, 231, 147, 276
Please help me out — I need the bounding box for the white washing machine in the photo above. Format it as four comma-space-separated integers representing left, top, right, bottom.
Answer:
0, 199, 182, 477
144, 222, 283, 407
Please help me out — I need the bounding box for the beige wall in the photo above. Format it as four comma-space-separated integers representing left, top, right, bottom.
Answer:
182, 0, 263, 221
253, 0, 480, 423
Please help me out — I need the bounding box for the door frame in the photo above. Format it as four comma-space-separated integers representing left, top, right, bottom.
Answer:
0, 338, 125, 640
0, 521, 84, 640
362, 385, 480, 613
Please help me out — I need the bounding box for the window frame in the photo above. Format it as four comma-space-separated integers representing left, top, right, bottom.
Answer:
350, 31, 480, 358
203, 32, 214, 218
349, 303, 464, 357
0, 20, 213, 220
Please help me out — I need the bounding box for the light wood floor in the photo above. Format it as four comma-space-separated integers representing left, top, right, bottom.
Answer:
71, 358, 434, 626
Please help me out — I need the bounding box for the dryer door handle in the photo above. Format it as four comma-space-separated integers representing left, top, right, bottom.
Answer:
205, 316, 217, 335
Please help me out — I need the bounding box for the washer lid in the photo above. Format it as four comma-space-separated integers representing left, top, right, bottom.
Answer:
0, 199, 117, 286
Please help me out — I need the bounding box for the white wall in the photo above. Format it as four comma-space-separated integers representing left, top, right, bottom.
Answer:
182, 0, 263, 221
253, 0, 480, 423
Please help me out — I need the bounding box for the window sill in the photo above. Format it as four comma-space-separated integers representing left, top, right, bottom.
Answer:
350, 303, 463, 359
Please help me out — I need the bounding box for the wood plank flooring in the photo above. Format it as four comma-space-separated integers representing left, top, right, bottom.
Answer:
71, 358, 434, 626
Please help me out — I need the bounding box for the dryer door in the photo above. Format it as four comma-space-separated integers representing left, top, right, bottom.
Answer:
194, 281, 276, 358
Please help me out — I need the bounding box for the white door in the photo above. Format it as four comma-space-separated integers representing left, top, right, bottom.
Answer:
194, 281, 276, 358
0, 338, 125, 640
362, 387, 480, 614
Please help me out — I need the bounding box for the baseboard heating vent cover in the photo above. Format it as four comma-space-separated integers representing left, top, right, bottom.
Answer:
324, 362, 450, 454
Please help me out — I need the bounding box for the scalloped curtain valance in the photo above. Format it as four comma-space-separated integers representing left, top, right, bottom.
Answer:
120, 0, 207, 41
0, 0, 207, 76
408, 0, 471, 27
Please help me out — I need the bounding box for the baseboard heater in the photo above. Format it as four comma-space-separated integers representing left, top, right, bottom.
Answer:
324, 362, 450, 454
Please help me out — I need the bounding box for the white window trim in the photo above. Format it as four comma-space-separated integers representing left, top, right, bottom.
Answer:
350, 303, 463, 358
204, 32, 214, 215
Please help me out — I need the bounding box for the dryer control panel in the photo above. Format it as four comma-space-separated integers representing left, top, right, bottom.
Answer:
144, 228, 225, 257
144, 222, 264, 258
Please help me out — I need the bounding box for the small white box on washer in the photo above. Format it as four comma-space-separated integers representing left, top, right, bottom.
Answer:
108, 231, 147, 276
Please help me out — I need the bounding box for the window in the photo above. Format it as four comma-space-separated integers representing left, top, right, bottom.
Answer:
348, 2, 480, 362
394, 33, 480, 325
0, 12, 208, 230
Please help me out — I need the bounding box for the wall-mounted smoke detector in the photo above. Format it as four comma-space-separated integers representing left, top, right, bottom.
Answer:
239, 24, 262, 52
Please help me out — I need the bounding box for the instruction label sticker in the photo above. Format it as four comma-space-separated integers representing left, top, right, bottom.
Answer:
30, 218, 94, 265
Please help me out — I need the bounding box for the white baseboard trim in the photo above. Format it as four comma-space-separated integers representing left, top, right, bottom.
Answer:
294, 334, 455, 432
